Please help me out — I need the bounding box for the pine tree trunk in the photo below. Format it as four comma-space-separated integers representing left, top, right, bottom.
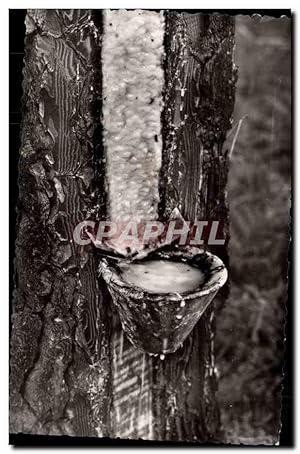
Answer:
10, 9, 236, 442
10, 10, 112, 437
152, 12, 236, 441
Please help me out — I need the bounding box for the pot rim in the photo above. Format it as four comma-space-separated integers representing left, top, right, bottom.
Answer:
99, 247, 228, 302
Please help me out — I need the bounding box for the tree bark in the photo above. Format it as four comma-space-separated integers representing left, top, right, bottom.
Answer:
10, 9, 236, 443
153, 12, 236, 441
10, 9, 112, 437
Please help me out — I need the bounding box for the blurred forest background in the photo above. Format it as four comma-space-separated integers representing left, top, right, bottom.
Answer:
215, 15, 291, 444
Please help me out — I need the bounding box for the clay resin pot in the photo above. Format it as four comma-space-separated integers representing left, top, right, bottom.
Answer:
99, 246, 228, 355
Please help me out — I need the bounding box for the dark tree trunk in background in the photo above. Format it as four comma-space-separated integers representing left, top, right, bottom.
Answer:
10, 10, 236, 442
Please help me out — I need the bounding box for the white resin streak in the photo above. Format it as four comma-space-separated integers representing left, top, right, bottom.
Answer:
102, 10, 164, 440
102, 9, 165, 225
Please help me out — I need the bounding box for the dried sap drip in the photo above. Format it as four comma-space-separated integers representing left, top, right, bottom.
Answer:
119, 260, 205, 294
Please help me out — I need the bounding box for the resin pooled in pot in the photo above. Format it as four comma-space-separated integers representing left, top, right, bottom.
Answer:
119, 260, 205, 294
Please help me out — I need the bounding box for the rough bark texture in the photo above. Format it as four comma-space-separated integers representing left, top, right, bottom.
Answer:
10, 10, 112, 437
10, 9, 236, 443
152, 12, 236, 441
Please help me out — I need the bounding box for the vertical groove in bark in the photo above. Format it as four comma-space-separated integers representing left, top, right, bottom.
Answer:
109, 327, 154, 439
100, 10, 165, 439
10, 9, 112, 437
154, 12, 237, 441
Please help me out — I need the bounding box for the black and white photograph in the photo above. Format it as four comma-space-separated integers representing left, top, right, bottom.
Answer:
8, 7, 292, 447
